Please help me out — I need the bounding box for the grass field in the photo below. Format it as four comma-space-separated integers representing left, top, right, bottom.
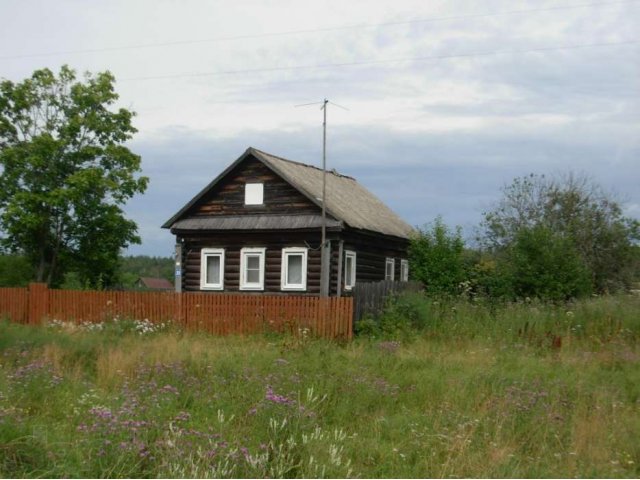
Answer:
1, 295, 639, 478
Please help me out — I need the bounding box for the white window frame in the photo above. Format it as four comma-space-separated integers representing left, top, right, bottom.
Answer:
385, 257, 395, 281
200, 248, 225, 290
344, 250, 356, 290
281, 247, 308, 291
400, 259, 409, 282
244, 183, 264, 205
240, 247, 266, 290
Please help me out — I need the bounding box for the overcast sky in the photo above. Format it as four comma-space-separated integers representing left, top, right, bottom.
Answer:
1, 0, 638, 257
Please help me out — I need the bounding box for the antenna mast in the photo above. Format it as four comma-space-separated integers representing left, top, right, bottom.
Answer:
321, 98, 328, 297
295, 99, 348, 297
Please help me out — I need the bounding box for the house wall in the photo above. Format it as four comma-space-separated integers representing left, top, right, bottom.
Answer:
179, 228, 409, 296
339, 228, 410, 293
179, 230, 342, 295
188, 157, 321, 217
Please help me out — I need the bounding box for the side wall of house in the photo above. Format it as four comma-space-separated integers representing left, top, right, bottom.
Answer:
339, 229, 410, 293
179, 230, 342, 295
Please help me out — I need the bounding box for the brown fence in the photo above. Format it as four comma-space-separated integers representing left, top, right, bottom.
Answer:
0, 283, 353, 339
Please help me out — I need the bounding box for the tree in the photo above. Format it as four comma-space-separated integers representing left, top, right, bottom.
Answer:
508, 225, 592, 301
409, 216, 466, 295
0, 255, 34, 287
480, 173, 639, 292
0, 66, 148, 287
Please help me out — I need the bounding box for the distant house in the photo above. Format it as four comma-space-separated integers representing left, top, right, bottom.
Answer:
136, 277, 174, 291
162, 147, 413, 296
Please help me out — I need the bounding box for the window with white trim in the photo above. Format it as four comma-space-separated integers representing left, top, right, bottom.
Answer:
385, 258, 395, 281
244, 183, 264, 205
240, 247, 265, 290
344, 250, 356, 290
281, 247, 308, 291
200, 248, 224, 290
400, 259, 409, 282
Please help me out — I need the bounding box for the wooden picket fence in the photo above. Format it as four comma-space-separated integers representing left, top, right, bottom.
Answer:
0, 283, 353, 339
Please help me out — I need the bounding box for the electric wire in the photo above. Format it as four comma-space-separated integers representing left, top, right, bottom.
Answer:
118, 39, 638, 82
0, 0, 637, 60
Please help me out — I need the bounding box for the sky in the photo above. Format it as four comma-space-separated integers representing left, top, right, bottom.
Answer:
1, 0, 638, 257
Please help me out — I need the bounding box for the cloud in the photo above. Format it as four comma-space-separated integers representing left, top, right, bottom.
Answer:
1, 0, 637, 256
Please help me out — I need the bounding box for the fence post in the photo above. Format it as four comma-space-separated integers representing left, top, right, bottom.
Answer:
28, 283, 48, 325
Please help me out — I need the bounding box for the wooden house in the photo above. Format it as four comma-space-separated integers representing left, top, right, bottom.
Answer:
162, 147, 414, 296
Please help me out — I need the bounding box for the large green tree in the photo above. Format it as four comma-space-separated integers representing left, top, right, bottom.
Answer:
480, 173, 639, 292
0, 66, 148, 287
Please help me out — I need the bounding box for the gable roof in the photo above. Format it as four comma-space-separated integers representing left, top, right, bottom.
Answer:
163, 147, 414, 239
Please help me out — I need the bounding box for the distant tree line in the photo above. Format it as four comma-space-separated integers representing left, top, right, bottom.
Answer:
0, 254, 173, 290
410, 173, 640, 301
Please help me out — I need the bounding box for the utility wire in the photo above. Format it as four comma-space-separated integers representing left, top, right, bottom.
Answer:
0, 0, 637, 60
119, 39, 638, 82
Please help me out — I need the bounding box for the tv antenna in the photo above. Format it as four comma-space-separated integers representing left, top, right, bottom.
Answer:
295, 99, 348, 296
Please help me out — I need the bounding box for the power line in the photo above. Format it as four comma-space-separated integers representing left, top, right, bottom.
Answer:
0, 0, 637, 60
118, 39, 638, 82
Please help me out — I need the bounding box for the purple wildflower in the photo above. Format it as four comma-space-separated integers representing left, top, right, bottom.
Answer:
265, 386, 296, 406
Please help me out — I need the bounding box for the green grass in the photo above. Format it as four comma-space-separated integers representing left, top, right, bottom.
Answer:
0, 295, 639, 478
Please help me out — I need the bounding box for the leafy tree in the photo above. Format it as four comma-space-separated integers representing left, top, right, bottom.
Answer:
0, 66, 148, 287
0, 255, 34, 287
508, 225, 592, 301
409, 216, 466, 295
480, 173, 639, 292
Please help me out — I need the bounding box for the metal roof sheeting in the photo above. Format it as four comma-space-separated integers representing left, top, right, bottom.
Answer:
172, 214, 342, 231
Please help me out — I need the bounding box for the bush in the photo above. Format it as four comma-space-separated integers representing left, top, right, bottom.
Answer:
409, 217, 467, 295
508, 225, 592, 301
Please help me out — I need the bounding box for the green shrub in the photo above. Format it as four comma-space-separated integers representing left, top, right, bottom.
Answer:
508, 225, 593, 301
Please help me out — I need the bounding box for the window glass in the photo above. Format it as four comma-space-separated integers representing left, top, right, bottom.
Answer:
344, 250, 356, 290
200, 248, 224, 290
240, 248, 265, 290
206, 256, 220, 284
385, 258, 395, 280
281, 247, 307, 290
400, 259, 409, 282
287, 255, 303, 284
246, 255, 261, 283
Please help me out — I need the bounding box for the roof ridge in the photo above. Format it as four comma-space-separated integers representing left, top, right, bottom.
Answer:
249, 147, 355, 180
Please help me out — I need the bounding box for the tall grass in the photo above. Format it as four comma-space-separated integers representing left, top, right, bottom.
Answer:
0, 295, 639, 477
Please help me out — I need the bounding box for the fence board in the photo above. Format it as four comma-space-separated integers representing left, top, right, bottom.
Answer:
0, 287, 28, 323
0, 284, 352, 339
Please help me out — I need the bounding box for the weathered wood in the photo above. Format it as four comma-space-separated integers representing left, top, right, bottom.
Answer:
352, 280, 422, 323
189, 158, 321, 217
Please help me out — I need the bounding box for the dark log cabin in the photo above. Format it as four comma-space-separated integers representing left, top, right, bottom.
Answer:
162, 147, 414, 296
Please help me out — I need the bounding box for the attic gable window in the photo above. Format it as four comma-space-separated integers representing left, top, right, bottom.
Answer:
245, 183, 264, 205
281, 247, 308, 291
385, 258, 395, 281
200, 248, 224, 290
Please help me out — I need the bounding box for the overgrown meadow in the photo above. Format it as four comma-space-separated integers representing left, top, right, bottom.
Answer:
1, 295, 639, 478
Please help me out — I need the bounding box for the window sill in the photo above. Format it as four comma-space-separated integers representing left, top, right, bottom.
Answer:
239, 285, 264, 291
200, 285, 224, 291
